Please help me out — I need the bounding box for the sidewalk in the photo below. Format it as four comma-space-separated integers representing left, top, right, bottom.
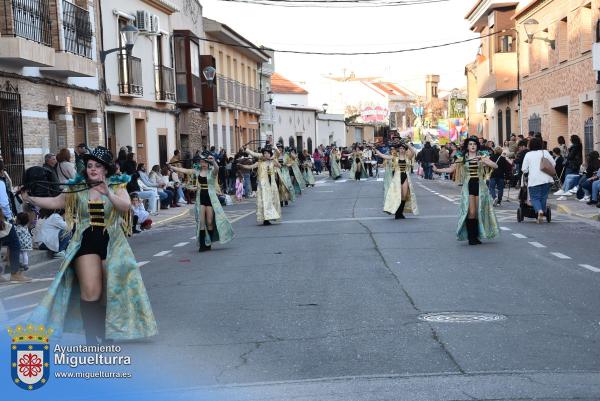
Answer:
429, 176, 600, 222
503, 186, 600, 221
22, 204, 194, 267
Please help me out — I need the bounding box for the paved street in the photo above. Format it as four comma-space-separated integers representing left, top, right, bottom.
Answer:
2, 172, 600, 400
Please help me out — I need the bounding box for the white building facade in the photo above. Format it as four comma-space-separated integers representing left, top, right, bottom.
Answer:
101, 0, 178, 168
274, 106, 318, 153
316, 113, 346, 147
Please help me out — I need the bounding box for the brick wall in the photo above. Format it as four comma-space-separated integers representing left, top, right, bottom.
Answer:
517, 0, 597, 149
2, 78, 103, 169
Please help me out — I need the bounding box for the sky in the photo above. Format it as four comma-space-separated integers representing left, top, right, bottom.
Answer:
200, 0, 480, 106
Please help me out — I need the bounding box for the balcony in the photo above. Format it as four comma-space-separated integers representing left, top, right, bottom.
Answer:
476, 52, 518, 99
118, 53, 143, 97
0, 0, 55, 66
155, 65, 175, 102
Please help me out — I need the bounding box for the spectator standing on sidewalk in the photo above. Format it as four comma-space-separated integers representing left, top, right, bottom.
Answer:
557, 136, 568, 158
488, 147, 512, 206
552, 147, 565, 183
313, 148, 322, 175
75, 143, 89, 175
522, 137, 555, 223
56, 148, 76, 184
416, 141, 437, 180
0, 178, 27, 282
14, 212, 32, 271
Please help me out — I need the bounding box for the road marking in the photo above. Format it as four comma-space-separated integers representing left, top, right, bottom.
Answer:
153, 250, 172, 257
2, 287, 48, 301
500, 227, 511, 231
137, 261, 150, 267
376, 178, 384, 182
528, 241, 546, 248
5, 303, 37, 314
335, 179, 348, 183
551, 252, 571, 260
579, 264, 600, 273
512, 233, 527, 239
229, 210, 255, 224
282, 215, 456, 224
439, 195, 454, 202
315, 190, 334, 193
190, 236, 196, 240
173, 242, 189, 247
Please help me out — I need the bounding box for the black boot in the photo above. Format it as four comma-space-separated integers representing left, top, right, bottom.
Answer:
263, 220, 272, 225
198, 230, 208, 252
280, 201, 284, 207
284, 201, 288, 206
80, 299, 105, 345
206, 229, 214, 250
395, 201, 406, 219
466, 219, 482, 245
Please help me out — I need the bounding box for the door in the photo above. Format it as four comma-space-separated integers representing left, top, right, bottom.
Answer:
73, 112, 87, 146
49, 121, 57, 154
584, 117, 593, 156
135, 119, 147, 166
296, 135, 303, 151
0, 84, 25, 185
158, 135, 167, 167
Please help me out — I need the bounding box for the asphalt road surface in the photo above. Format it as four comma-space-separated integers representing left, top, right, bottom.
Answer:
2, 172, 600, 400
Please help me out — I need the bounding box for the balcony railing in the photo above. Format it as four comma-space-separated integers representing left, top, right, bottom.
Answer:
217, 74, 226, 102
215, 74, 261, 111
62, 0, 92, 58
1, 0, 53, 46
155, 65, 175, 101
118, 53, 143, 96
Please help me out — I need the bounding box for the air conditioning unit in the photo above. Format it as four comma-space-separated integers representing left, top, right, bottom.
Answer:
135, 10, 150, 32
149, 14, 160, 34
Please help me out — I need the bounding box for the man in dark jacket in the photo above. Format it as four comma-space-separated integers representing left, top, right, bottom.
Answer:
416, 142, 438, 179
489, 147, 512, 206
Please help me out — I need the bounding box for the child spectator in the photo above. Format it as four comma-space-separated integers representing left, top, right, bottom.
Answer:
14, 212, 32, 271
235, 170, 244, 202
131, 194, 152, 233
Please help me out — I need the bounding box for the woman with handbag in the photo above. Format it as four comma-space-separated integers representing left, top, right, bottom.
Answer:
521, 137, 556, 224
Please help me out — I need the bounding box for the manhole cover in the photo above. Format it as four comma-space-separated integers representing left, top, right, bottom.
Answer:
418, 312, 507, 323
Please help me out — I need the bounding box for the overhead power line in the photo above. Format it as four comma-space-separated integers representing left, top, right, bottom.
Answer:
201, 29, 507, 56
216, 0, 448, 7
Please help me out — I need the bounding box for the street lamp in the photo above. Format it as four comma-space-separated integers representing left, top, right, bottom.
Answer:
100, 23, 139, 63
523, 18, 555, 49
322, 103, 328, 114
202, 66, 216, 87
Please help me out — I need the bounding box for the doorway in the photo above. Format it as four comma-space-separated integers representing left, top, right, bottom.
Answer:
158, 135, 167, 166
135, 119, 147, 166
73, 112, 87, 146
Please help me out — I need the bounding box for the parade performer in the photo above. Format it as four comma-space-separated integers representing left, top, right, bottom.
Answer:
249, 145, 295, 207
373, 142, 419, 219
330, 146, 342, 180
286, 149, 306, 194
350, 147, 368, 181
23, 147, 157, 344
170, 152, 234, 252
240, 146, 281, 225
433, 137, 499, 245
302, 154, 316, 187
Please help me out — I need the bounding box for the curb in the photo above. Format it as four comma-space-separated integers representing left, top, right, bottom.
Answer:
556, 204, 600, 221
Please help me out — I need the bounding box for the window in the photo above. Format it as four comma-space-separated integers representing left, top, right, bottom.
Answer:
558, 17, 568, 62
505, 107, 511, 140
497, 109, 503, 143
173, 30, 202, 107
580, 4, 593, 53
190, 41, 200, 76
